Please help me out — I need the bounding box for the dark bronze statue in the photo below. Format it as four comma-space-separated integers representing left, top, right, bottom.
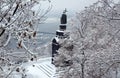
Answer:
60, 9, 67, 24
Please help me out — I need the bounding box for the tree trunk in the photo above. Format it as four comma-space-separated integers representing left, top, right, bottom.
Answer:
81, 63, 84, 78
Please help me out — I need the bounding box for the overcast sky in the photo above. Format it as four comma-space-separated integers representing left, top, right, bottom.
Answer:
51, 0, 98, 12
45, 0, 119, 23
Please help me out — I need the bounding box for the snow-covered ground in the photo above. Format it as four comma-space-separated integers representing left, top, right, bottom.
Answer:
13, 57, 56, 78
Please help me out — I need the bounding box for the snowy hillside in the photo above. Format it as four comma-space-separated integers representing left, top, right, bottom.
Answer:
12, 57, 56, 78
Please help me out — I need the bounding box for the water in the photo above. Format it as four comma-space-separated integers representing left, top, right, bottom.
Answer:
37, 23, 59, 33
37, 23, 59, 44
6, 23, 59, 51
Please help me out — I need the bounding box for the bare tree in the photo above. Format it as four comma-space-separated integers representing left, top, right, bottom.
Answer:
0, 0, 52, 77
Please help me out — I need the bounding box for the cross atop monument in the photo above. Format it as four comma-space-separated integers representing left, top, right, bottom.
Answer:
63, 8, 67, 14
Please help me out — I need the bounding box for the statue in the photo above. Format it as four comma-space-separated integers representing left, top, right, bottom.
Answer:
60, 8, 67, 24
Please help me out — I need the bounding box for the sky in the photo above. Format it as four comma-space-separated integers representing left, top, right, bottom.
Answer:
46, 0, 119, 23
51, 0, 98, 13
47, 0, 99, 23
50, 0, 119, 12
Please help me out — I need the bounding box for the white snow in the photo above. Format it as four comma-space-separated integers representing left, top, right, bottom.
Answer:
56, 30, 69, 33
54, 37, 59, 42
14, 57, 56, 78
26, 58, 56, 78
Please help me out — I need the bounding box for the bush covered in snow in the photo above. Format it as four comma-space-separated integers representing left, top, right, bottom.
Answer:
54, 0, 120, 78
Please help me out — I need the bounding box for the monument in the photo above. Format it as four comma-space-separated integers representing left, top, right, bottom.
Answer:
52, 9, 69, 64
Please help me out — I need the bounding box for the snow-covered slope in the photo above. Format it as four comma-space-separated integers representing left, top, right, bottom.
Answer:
25, 58, 56, 78
13, 57, 56, 78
